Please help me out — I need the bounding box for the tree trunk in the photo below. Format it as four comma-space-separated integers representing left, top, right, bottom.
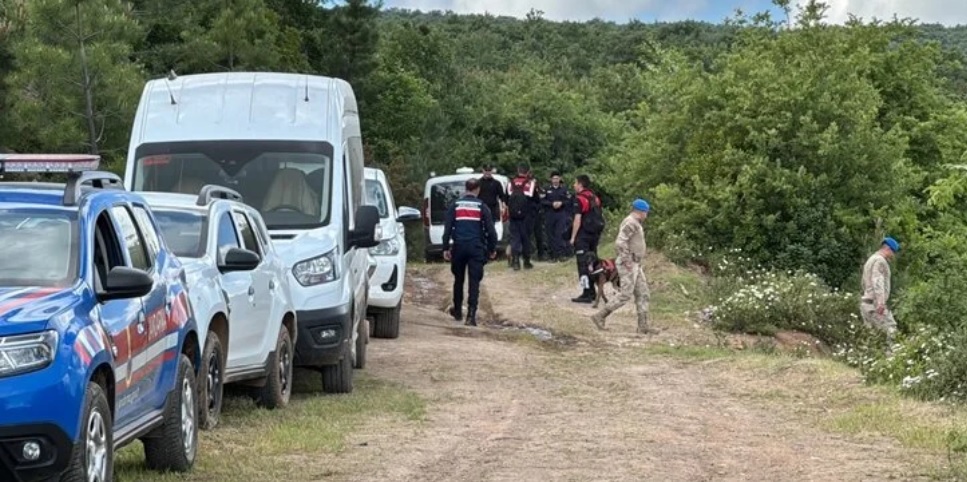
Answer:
76, 1, 98, 155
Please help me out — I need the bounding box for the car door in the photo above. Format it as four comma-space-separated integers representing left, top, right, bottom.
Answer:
109, 205, 170, 413
248, 211, 286, 355
215, 211, 259, 367
92, 210, 147, 427
231, 209, 272, 359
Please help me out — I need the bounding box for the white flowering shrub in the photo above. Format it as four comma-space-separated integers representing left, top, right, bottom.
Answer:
707, 261, 864, 346
844, 325, 967, 401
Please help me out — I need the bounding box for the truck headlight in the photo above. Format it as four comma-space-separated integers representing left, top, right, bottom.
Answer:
0, 331, 58, 377
370, 238, 400, 257
292, 250, 339, 286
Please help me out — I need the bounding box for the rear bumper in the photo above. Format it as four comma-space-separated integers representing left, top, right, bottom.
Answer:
0, 423, 73, 482
294, 304, 352, 368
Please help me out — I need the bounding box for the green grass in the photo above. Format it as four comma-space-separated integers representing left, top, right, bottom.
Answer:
639, 343, 734, 361
115, 374, 425, 481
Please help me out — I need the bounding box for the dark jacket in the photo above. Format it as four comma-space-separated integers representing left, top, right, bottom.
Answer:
442, 194, 498, 253
477, 177, 506, 214
542, 184, 571, 213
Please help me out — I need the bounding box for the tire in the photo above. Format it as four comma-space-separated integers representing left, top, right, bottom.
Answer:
198, 332, 224, 431
255, 324, 293, 409
321, 342, 354, 394
143, 354, 198, 473
354, 318, 369, 369
59, 383, 112, 482
372, 302, 401, 339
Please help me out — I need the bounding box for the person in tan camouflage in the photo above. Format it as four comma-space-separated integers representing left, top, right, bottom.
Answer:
860, 237, 900, 343
591, 199, 659, 335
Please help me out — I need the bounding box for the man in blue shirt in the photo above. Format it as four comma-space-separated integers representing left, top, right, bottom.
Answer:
443, 178, 498, 326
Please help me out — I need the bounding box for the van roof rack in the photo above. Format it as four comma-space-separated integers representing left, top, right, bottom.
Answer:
63, 171, 124, 206
197, 184, 243, 206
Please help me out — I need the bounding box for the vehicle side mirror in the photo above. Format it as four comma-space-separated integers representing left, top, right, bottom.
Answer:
218, 248, 261, 273
396, 206, 421, 223
100, 267, 154, 302
350, 205, 380, 249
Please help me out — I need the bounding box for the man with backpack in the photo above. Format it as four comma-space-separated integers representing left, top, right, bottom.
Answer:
507, 182, 531, 270
570, 174, 605, 303
510, 164, 539, 269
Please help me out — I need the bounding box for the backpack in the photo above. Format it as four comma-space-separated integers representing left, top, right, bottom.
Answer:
509, 190, 528, 220
580, 191, 605, 234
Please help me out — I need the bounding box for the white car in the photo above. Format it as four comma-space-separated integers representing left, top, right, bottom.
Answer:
139, 186, 298, 430
364, 167, 421, 339
422, 167, 509, 261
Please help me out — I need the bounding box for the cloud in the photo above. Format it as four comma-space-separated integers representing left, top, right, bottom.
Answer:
385, 0, 717, 22
794, 0, 967, 25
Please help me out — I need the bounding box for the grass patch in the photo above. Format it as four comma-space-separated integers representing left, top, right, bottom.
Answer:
115, 374, 425, 481
639, 343, 734, 362
827, 402, 950, 451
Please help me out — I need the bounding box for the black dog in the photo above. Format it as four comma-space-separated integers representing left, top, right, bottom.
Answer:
588, 256, 621, 308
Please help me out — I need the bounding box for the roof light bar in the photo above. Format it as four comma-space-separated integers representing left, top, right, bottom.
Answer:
0, 154, 101, 174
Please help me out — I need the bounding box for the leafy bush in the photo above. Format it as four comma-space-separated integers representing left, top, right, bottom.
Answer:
838, 324, 967, 402
706, 255, 867, 346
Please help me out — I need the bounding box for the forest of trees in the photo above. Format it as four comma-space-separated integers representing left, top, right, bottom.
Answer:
5, 0, 967, 397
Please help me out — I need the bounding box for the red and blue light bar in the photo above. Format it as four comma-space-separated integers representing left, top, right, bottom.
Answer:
0, 154, 101, 173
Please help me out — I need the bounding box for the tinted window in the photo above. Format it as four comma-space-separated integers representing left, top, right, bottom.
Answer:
233, 212, 262, 256
131, 140, 334, 229
132, 205, 162, 259
365, 179, 389, 219
153, 209, 205, 258
215, 214, 240, 262
111, 206, 151, 270
429, 181, 464, 225
0, 210, 77, 287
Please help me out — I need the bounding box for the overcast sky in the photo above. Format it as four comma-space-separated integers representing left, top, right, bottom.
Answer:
380, 0, 967, 25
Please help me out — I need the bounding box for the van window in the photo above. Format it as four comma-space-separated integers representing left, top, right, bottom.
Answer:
131, 140, 334, 230
429, 180, 465, 225
365, 179, 389, 219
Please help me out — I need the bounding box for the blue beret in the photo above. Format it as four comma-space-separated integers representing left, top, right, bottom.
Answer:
632, 199, 650, 212
883, 236, 900, 253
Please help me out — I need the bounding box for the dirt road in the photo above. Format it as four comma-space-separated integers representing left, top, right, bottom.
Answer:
322, 264, 937, 482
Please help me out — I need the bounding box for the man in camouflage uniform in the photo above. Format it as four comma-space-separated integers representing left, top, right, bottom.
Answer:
590, 199, 659, 335
860, 237, 900, 343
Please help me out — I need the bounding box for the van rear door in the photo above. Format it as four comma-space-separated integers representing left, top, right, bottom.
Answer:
428, 180, 465, 226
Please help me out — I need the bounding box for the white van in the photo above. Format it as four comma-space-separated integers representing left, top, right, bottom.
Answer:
422, 167, 508, 261
124, 72, 380, 394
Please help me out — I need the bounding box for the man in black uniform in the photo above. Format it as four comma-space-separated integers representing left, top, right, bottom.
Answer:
530, 169, 548, 261
542, 171, 572, 262
570, 174, 605, 303
476, 163, 506, 221
442, 178, 498, 326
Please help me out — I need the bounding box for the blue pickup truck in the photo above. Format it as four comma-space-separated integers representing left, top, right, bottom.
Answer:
0, 155, 200, 482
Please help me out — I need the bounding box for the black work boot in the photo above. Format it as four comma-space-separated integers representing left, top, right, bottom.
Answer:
523, 257, 534, 270
512, 255, 521, 271
571, 288, 594, 304
465, 308, 478, 327
448, 305, 463, 321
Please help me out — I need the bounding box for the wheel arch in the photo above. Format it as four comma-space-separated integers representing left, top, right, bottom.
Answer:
90, 362, 115, 418
208, 312, 230, 356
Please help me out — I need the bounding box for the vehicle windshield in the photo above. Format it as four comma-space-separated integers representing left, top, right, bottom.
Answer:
132, 140, 334, 229
429, 180, 464, 225
0, 209, 77, 287
152, 209, 206, 258
365, 179, 389, 219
